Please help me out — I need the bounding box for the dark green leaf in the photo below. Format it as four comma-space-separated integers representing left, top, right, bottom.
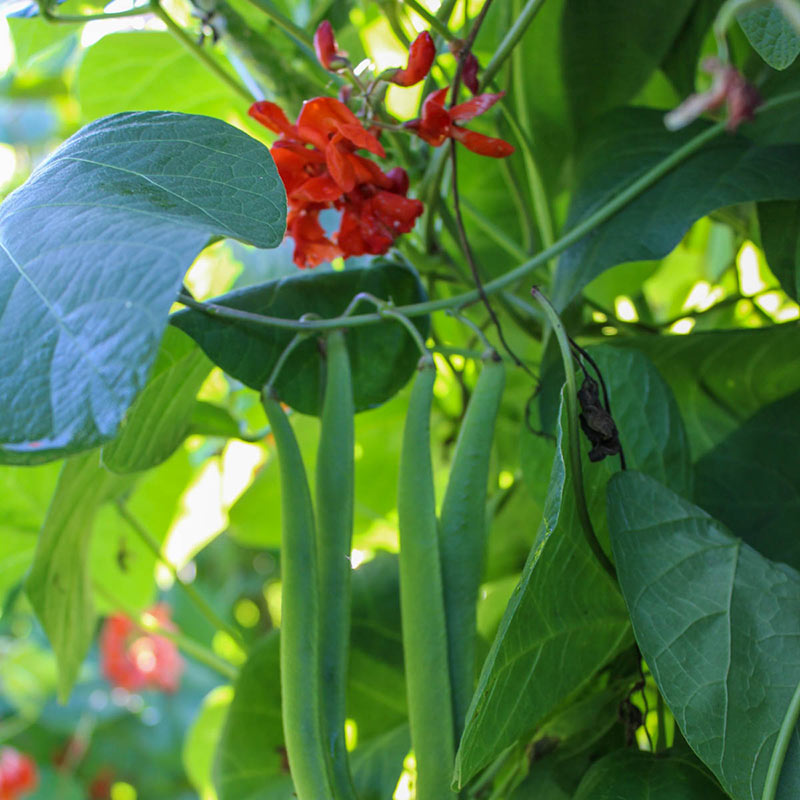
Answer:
457, 345, 690, 786
607, 471, 800, 800
171, 261, 429, 415
562, 0, 696, 127
454, 398, 631, 788
25, 451, 132, 699
738, 5, 800, 70
215, 554, 406, 798
759, 199, 800, 300
616, 325, 800, 458
694, 389, 800, 570
101, 327, 212, 473
213, 631, 292, 800
552, 107, 800, 308
0, 111, 285, 463
573, 749, 728, 799
662, 0, 723, 96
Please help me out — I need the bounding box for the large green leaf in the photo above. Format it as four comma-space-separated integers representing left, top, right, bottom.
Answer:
552, 107, 800, 308
562, 0, 695, 127
77, 32, 238, 122
454, 403, 630, 787
572, 750, 728, 799
456, 345, 690, 786
738, 5, 800, 71
25, 451, 132, 699
759, 200, 800, 301
618, 325, 800, 458
607, 471, 800, 800
213, 631, 291, 800
171, 261, 429, 415
694, 389, 800, 570
101, 327, 212, 473
0, 461, 60, 601
0, 110, 285, 463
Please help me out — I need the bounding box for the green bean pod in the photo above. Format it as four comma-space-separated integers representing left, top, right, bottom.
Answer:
439, 352, 506, 739
397, 360, 458, 799
262, 393, 335, 800
315, 330, 357, 800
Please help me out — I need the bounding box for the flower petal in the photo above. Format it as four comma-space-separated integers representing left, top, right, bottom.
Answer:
389, 31, 436, 87
249, 101, 296, 136
450, 91, 504, 122
451, 126, 515, 157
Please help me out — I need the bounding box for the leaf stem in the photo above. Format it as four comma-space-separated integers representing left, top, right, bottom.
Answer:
114, 500, 246, 650
402, 0, 456, 39
761, 677, 800, 800
149, 0, 253, 103
530, 287, 616, 581
41, 4, 149, 22
171, 90, 800, 333
480, 0, 548, 89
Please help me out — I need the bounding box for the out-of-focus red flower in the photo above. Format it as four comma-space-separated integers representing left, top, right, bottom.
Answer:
387, 31, 436, 87
88, 767, 115, 799
249, 97, 424, 268
0, 748, 37, 800
100, 605, 183, 693
664, 57, 761, 132
313, 21, 346, 70
406, 88, 515, 157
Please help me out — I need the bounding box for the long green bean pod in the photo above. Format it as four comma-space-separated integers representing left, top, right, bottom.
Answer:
315, 330, 358, 800
261, 392, 335, 800
439, 352, 506, 739
397, 360, 458, 799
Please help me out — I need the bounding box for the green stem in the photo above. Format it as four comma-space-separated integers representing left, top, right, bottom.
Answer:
93, 583, 239, 681
115, 500, 246, 650
238, 0, 313, 48
172, 90, 800, 334
41, 4, 148, 22
481, 0, 548, 89
499, 100, 555, 255
402, 0, 456, 39
530, 287, 616, 581
150, 1, 253, 103
761, 677, 800, 800
498, 154, 535, 253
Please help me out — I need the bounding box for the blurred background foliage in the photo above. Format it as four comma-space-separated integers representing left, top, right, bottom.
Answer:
1, 0, 800, 798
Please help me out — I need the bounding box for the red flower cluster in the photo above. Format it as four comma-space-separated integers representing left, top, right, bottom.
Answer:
100, 605, 183, 693
250, 97, 423, 268
0, 748, 37, 800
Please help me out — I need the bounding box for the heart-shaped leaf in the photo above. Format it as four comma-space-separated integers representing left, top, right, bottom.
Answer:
553, 107, 800, 308
607, 471, 800, 800
171, 260, 429, 415
738, 6, 800, 71
0, 110, 285, 464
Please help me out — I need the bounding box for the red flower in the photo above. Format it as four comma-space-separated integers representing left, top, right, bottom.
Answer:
664, 57, 761, 132
249, 97, 424, 268
388, 31, 436, 87
100, 605, 183, 693
313, 21, 346, 70
406, 88, 515, 157
0, 748, 37, 800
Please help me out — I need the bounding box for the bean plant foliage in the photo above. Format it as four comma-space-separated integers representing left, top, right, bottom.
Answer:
1, 0, 800, 799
